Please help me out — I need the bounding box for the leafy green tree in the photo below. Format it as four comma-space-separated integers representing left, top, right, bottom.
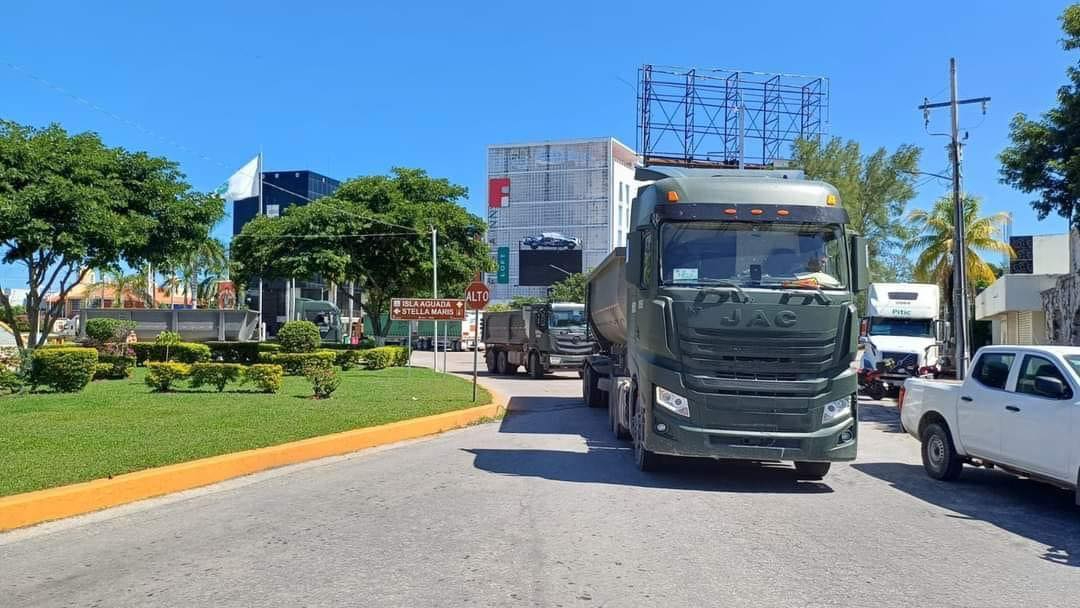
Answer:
904, 195, 1014, 315
792, 137, 922, 281
1000, 4, 1080, 228
166, 238, 227, 308
87, 269, 154, 308
509, 296, 544, 308
548, 272, 587, 303
231, 168, 492, 341
0, 121, 223, 348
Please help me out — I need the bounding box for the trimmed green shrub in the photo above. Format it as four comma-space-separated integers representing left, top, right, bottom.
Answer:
304, 360, 340, 399
242, 364, 284, 393
336, 349, 363, 371
258, 342, 282, 354
0, 369, 24, 394
94, 354, 135, 380
145, 362, 191, 392
358, 346, 409, 370
30, 347, 98, 392
188, 362, 245, 392
205, 341, 261, 364
269, 351, 336, 375
277, 321, 321, 353
84, 318, 136, 345
130, 342, 210, 365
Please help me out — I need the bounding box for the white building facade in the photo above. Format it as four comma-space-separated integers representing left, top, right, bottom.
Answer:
485, 138, 639, 302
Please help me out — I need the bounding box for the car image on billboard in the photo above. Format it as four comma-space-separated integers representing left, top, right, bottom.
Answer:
521, 232, 580, 250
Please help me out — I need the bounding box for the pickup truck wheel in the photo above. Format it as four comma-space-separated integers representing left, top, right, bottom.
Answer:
582, 365, 604, 408
921, 422, 963, 481
527, 352, 544, 379
631, 392, 661, 472
495, 351, 509, 375
793, 461, 831, 480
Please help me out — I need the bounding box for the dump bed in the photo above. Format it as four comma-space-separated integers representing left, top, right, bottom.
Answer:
586, 247, 627, 347
481, 309, 528, 346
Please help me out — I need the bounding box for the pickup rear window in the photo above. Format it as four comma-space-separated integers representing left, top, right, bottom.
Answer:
971, 352, 1015, 390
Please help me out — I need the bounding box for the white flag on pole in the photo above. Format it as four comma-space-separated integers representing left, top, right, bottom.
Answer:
215, 155, 261, 201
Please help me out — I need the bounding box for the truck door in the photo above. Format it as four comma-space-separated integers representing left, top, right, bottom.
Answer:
957, 351, 1016, 460
1001, 354, 1076, 480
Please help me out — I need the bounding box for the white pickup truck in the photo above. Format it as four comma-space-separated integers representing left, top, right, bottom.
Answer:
900, 345, 1080, 505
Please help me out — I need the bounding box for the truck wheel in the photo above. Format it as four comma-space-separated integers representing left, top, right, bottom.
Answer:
921, 422, 963, 481
582, 364, 604, 408
631, 392, 661, 472
794, 461, 831, 480
527, 352, 544, 379
496, 351, 509, 375
485, 350, 497, 373
610, 390, 630, 440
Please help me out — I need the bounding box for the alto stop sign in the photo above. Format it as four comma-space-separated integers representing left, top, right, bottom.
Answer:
464, 281, 490, 310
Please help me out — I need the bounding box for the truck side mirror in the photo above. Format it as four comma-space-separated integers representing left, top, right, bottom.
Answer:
1034, 376, 1067, 399
934, 319, 952, 344
859, 318, 869, 337
849, 234, 868, 292
625, 231, 643, 285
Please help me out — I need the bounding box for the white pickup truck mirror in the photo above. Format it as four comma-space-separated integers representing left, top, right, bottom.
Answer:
1034, 376, 1067, 399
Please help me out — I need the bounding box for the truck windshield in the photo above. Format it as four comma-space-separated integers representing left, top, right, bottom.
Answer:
869, 317, 933, 337
1066, 355, 1080, 378
660, 221, 847, 289
549, 309, 586, 328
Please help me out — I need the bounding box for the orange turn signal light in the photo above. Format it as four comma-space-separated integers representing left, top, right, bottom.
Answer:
826, 194, 838, 206
666, 191, 679, 203
723, 208, 737, 215
750, 209, 764, 216
777, 209, 790, 216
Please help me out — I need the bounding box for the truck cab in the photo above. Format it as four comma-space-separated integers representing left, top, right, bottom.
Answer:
585, 166, 868, 477
861, 283, 941, 393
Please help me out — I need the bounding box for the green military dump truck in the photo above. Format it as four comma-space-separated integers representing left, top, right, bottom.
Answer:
583, 166, 868, 477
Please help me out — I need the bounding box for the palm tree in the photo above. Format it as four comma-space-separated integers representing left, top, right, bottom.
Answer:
905, 195, 1014, 315
168, 239, 228, 309
87, 269, 154, 308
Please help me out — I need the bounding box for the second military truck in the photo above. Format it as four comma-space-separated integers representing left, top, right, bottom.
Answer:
583, 166, 868, 477
483, 303, 596, 377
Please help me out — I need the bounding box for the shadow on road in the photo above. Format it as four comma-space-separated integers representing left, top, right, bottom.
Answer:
466, 395, 833, 494
853, 462, 1080, 567
857, 399, 903, 433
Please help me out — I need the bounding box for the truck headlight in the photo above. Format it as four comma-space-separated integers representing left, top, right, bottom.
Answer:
822, 396, 852, 424
655, 386, 690, 417
549, 356, 562, 364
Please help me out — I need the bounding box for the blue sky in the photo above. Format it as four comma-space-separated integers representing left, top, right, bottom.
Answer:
0, 1, 1074, 287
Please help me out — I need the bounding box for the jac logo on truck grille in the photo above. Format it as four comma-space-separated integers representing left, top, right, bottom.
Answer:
718, 309, 798, 328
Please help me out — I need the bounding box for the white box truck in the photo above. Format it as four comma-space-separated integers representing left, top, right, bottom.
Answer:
860, 283, 941, 397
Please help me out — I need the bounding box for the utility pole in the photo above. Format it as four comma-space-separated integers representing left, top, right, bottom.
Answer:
918, 58, 990, 379
432, 226, 438, 372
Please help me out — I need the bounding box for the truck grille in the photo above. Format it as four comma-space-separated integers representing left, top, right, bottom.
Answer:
679, 328, 837, 396
553, 335, 596, 355
879, 351, 917, 375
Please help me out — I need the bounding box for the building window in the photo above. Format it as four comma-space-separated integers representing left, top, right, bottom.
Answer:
618, 181, 623, 202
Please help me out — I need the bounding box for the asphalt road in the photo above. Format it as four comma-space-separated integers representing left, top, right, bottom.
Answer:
3, 351, 1079, 607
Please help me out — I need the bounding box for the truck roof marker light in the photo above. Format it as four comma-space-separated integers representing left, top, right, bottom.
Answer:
666, 191, 679, 203
777, 209, 790, 216
723, 208, 737, 215
750, 209, 764, 215
826, 194, 838, 206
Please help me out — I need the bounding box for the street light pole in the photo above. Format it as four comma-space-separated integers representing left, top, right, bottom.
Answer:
432, 226, 438, 372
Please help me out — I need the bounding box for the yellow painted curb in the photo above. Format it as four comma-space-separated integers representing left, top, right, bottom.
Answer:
0, 397, 505, 532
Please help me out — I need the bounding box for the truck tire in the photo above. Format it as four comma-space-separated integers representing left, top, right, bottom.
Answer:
496, 351, 510, 375
582, 364, 604, 408
862, 382, 885, 401
921, 422, 963, 481
609, 390, 630, 440
527, 352, 544, 379
485, 350, 497, 373
793, 461, 831, 480
631, 391, 662, 472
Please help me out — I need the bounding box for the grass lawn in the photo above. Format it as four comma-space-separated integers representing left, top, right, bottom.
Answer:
0, 367, 490, 497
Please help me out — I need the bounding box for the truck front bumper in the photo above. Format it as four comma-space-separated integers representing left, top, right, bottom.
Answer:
648, 406, 858, 462
545, 354, 588, 370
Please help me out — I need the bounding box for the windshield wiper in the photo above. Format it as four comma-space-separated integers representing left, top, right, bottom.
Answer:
769, 283, 833, 305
